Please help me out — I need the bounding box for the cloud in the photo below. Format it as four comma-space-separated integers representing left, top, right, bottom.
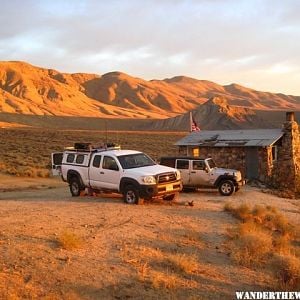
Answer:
0, 0, 299, 95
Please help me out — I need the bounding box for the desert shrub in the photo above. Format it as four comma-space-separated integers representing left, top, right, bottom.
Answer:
224, 202, 251, 221
225, 203, 300, 287
225, 203, 296, 238
271, 254, 300, 290
273, 235, 292, 254
151, 270, 178, 289
231, 225, 273, 266
165, 253, 198, 274
56, 230, 82, 250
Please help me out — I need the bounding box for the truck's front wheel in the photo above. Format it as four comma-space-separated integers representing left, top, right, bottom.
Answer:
123, 185, 139, 204
69, 177, 83, 197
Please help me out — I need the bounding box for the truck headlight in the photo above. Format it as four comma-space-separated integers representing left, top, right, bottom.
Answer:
175, 170, 181, 180
142, 176, 156, 184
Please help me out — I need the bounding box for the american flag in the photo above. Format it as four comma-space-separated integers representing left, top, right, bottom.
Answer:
190, 112, 200, 132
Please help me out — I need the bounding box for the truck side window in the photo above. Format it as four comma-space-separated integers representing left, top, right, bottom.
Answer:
176, 159, 189, 169
193, 160, 205, 170
93, 155, 102, 168
103, 156, 119, 171
66, 153, 75, 163
76, 154, 85, 164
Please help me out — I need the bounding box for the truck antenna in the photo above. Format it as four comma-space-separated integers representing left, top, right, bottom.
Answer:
105, 119, 108, 146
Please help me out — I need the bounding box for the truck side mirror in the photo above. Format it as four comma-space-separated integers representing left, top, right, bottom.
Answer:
205, 166, 209, 173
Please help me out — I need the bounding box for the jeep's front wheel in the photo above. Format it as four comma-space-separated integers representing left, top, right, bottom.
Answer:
123, 185, 139, 204
218, 180, 235, 196
69, 177, 83, 197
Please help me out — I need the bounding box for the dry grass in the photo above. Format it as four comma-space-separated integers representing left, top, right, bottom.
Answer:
165, 253, 199, 274
0, 128, 185, 177
231, 224, 273, 265
56, 230, 82, 250
271, 254, 300, 290
225, 203, 295, 238
225, 203, 300, 289
121, 241, 199, 291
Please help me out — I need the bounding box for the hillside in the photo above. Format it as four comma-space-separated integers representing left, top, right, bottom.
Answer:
141, 97, 276, 130
0, 61, 300, 121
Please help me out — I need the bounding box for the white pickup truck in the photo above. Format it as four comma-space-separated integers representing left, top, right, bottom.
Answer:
52, 143, 182, 204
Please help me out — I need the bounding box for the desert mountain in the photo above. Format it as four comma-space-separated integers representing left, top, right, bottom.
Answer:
141, 96, 275, 130
0, 61, 299, 120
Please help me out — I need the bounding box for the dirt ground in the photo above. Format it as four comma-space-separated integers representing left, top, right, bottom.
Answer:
0, 176, 299, 299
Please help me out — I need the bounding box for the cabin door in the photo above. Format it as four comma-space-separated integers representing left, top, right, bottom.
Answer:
245, 148, 259, 180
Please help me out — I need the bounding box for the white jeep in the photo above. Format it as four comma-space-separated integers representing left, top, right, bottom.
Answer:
160, 156, 245, 196
51, 143, 182, 204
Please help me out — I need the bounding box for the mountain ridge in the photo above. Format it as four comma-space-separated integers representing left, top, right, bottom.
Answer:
0, 61, 299, 127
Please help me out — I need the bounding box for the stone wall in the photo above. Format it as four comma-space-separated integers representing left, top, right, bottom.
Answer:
268, 116, 300, 194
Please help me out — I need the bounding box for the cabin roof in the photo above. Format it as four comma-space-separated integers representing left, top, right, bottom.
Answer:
175, 128, 284, 147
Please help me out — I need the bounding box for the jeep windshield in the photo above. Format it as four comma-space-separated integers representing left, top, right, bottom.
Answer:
118, 153, 156, 169
207, 158, 216, 169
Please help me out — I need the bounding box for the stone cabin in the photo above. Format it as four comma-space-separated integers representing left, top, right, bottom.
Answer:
175, 112, 300, 193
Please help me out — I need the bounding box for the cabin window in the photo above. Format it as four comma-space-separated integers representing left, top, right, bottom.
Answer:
66, 153, 75, 163
192, 148, 199, 157
271, 146, 278, 161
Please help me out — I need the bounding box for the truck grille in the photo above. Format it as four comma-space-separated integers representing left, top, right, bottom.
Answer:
157, 172, 176, 184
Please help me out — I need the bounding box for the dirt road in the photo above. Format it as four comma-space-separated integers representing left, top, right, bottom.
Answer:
0, 177, 299, 299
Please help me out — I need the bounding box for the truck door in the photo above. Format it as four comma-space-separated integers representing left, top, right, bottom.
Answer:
100, 156, 121, 190
89, 155, 103, 189
175, 159, 190, 185
51, 152, 63, 176
189, 160, 210, 186
89, 155, 121, 190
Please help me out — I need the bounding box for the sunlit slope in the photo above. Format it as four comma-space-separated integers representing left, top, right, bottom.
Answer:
0, 61, 299, 120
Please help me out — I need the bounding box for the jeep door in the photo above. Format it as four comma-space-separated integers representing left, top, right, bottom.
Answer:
175, 159, 190, 185
189, 160, 210, 186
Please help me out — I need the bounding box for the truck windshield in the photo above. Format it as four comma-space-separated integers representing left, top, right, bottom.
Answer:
118, 153, 156, 169
207, 158, 216, 169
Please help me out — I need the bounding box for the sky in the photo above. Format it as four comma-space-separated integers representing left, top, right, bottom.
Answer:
0, 0, 299, 95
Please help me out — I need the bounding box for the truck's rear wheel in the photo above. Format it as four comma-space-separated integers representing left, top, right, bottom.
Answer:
69, 177, 82, 197
123, 185, 139, 204
218, 180, 235, 196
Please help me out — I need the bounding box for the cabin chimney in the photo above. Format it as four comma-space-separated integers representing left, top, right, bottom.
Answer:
286, 111, 295, 122
274, 111, 300, 195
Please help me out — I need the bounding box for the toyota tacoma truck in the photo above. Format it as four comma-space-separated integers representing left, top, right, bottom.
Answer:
51, 143, 182, 204
160, 156, 245, 196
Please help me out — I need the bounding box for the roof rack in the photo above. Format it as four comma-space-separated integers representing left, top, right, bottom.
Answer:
64, 142, 121, 153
